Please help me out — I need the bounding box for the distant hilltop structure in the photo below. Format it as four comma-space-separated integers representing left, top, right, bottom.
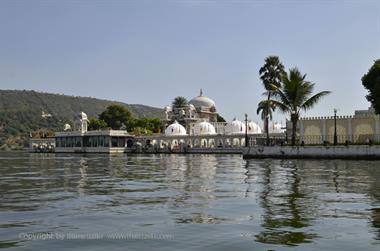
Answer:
41, 111, 52, 118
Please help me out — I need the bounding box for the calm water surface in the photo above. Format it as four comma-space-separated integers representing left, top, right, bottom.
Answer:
0, 152, 380, 250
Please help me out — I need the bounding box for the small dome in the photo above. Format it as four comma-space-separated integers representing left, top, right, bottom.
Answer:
193, 121, 216, 135
247, 121, 262, 134
63, 123, 72, 131
165, 121, 187, 136
189, 104, 196, 110
189, 89, 216, 109
225, 118, 246, 135
164, 106, 172, 112
270, 122, 284, 133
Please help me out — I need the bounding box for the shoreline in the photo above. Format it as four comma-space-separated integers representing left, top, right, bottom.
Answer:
8, 144, 380, 161
242, 145, 380, 160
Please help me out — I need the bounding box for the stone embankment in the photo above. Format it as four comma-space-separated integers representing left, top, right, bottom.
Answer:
243, 145, 380, 160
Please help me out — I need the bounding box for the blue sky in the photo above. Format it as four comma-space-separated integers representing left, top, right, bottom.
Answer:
0, 0, 379, 124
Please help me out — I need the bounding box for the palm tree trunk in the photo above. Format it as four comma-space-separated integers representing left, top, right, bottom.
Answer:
291, 114, 298, 146
266, 94, 270, 146
291, 122, 296, 146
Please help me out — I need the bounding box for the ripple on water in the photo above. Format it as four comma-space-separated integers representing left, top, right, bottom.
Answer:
0, 153, 380, 250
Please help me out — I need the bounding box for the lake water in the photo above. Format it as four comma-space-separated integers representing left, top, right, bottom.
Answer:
0, 152, 379, 251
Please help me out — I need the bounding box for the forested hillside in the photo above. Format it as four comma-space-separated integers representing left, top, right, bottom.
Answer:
0, 90, 164, 150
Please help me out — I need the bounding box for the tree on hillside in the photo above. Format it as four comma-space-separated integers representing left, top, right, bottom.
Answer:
131, 118, 162, 133
270, 68, 330, 146
172, 96, 188, 108
362, 59, 380, 114
99, 105, 132, 130
88, 118, 108, 130
259, 56, 285, 145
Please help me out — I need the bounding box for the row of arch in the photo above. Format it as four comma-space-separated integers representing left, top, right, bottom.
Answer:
144, 136, 252, 150
304, 124, 375, 136
302, 120, 379, 144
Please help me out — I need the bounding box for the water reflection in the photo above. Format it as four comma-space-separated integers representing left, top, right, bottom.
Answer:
372, 208, 380, 241
253, 160, 317, 246
164, 155, 221, 223
366, 163, 380, 242
0, 153, 380, 250
175, 213, 226, 224
77, 158, 88, 195
0, 241, 19, 249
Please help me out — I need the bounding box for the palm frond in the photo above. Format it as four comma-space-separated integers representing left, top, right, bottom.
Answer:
268, 100, 291, 114
259, 56, 285, 91
271, 67, 330, 116
301, 91, 331, 111
172, 96, 188, 108
272, 87, 291, 108
257, 100, 276, 120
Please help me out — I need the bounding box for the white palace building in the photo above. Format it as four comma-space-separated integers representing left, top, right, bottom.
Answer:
36, 90, 285, 153
136, 90, 285, 152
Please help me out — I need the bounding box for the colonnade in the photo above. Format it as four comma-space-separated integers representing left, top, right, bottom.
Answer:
134, 133, 284, 150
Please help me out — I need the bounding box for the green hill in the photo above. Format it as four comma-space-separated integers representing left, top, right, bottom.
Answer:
0, 90, 164, 150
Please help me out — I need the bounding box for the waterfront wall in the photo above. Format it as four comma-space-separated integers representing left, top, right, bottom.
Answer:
54, 147, 125, 153
288, 108, 380, 145
243, 145, 380, 159
126, 146, 243, 154
186, 147, 242, 154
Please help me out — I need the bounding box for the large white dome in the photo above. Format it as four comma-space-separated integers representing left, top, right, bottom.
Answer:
193, 121, 216, 135
225, 118, 246, 135
165, 121, 187, 136
189, 89, 216, 109
247, 121, 262, 134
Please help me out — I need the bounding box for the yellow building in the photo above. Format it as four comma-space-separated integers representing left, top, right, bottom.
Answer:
287, 108, 380, 144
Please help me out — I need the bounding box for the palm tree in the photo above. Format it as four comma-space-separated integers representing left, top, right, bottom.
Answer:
259, 56, 285, 145
172, 96, 188, 108
257, 100, 276, 132
270, 68, 330, 146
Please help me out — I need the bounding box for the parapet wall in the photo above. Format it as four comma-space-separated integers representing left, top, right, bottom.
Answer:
300, 115, 354, 121
299, 112, 379, 121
